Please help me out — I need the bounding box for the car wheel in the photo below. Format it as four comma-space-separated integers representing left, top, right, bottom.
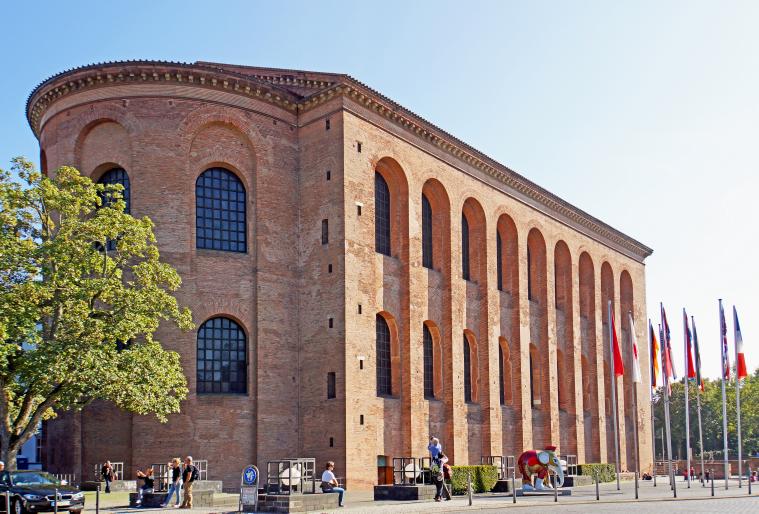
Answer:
68, 510, 82, 514
12, 499, 25, 514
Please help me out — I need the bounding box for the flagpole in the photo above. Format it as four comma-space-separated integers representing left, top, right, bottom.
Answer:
608, 300, 621, 490
659, 308, 675, 497
692, 315, 706, 486
683, 309, 691, 488
648, 320, 657, 486
630, 312, 640, 476
719, 299, 729, 490
734, 308, 743, 488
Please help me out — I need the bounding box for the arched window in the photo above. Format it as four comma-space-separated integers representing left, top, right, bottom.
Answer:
196, 167, 247, 252
98, 168, 131, 213
376, 315, 392, 396
197, 317, 247, 394
463, 335, 472, 402
462, 214, 470, 280
527, 247, 533, 300
375, 172, 391, 256
499, 344, 505, 405
496, 231, 503, 291
422, 194, 433, 269
423, 325, 434, 399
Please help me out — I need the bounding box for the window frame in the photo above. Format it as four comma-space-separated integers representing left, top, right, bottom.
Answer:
375, 172, 391, 256
195, 167, 247, 253
376, 315, 392, 396
196, 316, 248, 395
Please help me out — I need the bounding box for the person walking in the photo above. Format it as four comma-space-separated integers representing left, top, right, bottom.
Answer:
0, 462, 10, 485
101, 461, 115, 493
440, 453, 452, 501
179, 456, 198, 509
135, 467, 155, 506
428, 437, 443, 466
161, 459, 182, 508
320, 461, 345, 507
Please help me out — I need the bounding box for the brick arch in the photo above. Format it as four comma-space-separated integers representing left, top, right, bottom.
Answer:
180, 104, 263, 159
554, 241, 576, 452
579, 251, 600, 462
377, 311, 402, 397
498, 336, 513, 406
189, 122, 256, 193
461, 197, 487, 285
421, 178, 451, 273
375, 157, 409, 261
463, 329, 480, 403
496, 213, 519, 296
600, 261, 616, 462
619, 269, 636, 470
71, 104, 140, 167
423, 320, 444, 399
75, 120, 133, 178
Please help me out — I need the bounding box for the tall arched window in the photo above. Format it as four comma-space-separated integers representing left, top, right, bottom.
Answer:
463, 335, 472, 402
422, 193, 433, 269
499, 344, 505, 405
423, 325, 434, 399
376, 315, 392, 396
496, 231, 503, 291
527, 247, 533, 300
197, 317, 247, 394
196, 167, 247, 252
375, 172, 391, 256
98, 168, 131, 213
462, 214, 470, 280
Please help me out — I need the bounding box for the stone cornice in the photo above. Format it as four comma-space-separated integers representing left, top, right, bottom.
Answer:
27, 60, 653, 262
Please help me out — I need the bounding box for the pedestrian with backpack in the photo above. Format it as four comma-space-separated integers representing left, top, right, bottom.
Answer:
180, 456, 198, 509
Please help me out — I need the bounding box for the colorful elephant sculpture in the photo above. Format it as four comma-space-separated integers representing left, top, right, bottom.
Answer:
517, 445, 564, 491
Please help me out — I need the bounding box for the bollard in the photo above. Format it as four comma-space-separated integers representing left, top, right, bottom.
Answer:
553, 474, 558, 503
595, 473, 600, 501
5, 490, 9, 514
96, 482, 100, 514
467, 470, 472, 506
54, 488, 58, 514
654, 469, 657, 487
672, 470, 677, 498
635, 471, 639, 499
511, 469, 516, 504
749, 467, 752, 495
711, 475, 715, 497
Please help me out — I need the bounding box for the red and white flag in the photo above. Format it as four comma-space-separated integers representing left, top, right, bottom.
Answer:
629, 313, 642, 383
684, 309, 696, 379
734, 306, 748, 380
611, 309, 625, 376
720, 301, 730, 380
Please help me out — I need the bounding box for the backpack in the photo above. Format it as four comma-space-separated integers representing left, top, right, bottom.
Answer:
443, 464, 452, 480
190, 466, 199, 482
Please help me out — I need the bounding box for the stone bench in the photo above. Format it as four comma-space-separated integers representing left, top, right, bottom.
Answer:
128, 490, 214, 508
256, 492, 340, 513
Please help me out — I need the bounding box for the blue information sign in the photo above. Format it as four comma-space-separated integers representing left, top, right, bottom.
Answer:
243, 465, 258, 486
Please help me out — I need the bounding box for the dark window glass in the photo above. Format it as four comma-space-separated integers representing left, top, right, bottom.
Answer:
529, 351, 535, 405
499, 345, 505, 405
197, 317, 247, 394
375, 172, 391, 256
98, 168, 131, 252
327, 372, 336, 399
376, 315, 392, 396
423, 325, 434, 399
462, 214, 470, 280
496, 231, 503, 291
463, 335, 472, 402
322, 219, 329, 244
422, 194, 433, 269
195, 168, 246, 253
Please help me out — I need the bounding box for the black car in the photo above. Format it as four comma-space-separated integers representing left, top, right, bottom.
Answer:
0, 471, 84, 514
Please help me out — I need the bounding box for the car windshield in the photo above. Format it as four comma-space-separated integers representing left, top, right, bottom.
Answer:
10, 472, 59, 487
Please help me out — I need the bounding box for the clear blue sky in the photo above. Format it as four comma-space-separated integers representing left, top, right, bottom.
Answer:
1, 0, 756, 380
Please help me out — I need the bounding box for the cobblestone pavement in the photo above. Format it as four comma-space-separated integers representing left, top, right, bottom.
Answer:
83, 477, 759, 513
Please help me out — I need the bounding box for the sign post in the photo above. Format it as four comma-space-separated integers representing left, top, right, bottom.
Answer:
239, 465, 259, 513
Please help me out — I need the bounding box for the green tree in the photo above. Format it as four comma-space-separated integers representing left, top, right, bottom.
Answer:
0, 158, 193, 468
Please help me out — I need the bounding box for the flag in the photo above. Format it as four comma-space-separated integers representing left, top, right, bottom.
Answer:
734, 306, 747, 380
720, 301, 730, 380
691, 316, 704, 391
684, 309, 696, 379
661, 305, 677, 380
650, 320, 660, 389
611, 309, 624, 376
659, 325, 671, 395
629, 313, 642, 383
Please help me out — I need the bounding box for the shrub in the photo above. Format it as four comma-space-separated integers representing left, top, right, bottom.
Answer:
578, 463, 616, 482
449, 465, 499, 494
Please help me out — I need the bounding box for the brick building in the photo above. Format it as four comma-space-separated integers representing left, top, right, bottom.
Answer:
27, 61, 653, 489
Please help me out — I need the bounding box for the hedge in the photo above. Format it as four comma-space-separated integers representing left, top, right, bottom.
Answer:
449, 465, 499, 494
578, 463, 616, 482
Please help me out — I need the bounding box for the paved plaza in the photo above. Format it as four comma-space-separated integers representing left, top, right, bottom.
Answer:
81, 477, 759, 513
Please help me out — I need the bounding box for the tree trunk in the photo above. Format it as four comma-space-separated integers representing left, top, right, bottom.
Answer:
0, 439, 19, 471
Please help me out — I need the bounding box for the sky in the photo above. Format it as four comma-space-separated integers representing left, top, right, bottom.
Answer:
1, 0, 756, 380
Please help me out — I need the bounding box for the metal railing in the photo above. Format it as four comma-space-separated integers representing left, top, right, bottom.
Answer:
265, 458, 317, 495
54, 473, 77, 486
565, 455, 578, 476
392, 457, 432, 485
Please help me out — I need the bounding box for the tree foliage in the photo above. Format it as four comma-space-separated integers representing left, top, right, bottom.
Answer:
0, 158, 193, 467
651, 368, 759, 460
